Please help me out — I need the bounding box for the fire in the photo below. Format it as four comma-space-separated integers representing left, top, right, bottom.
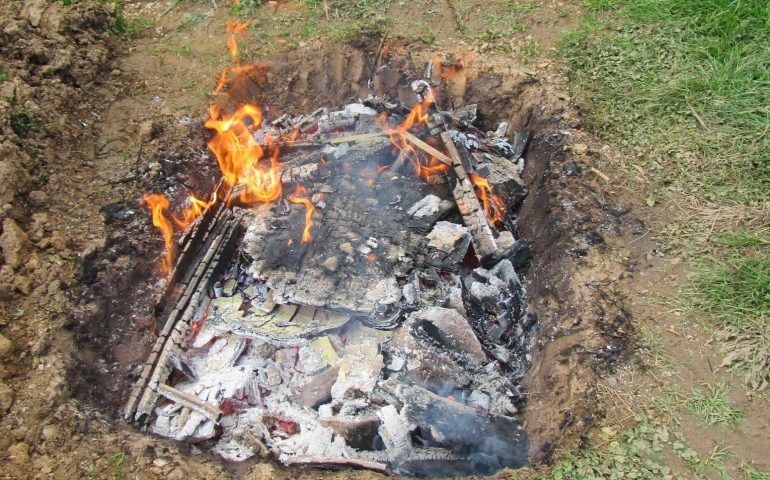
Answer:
226, 19, 248, 62
142, 194, 175, 274
205, 104, 283, 204
289, 185, 315, 244
469, 172, 506, 226
142, 19, 290, 275
173, 191, 218, 228
385, 91, 450, 181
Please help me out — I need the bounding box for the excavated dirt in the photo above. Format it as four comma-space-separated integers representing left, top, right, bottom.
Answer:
0, 1, 642, 478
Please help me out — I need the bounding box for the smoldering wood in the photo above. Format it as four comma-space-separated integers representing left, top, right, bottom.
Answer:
441, 132, 498, 258
125, 209, 242, 422
285, 457, 389, 473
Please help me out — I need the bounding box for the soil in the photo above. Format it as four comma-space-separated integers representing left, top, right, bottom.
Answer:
2, 0, 766, 479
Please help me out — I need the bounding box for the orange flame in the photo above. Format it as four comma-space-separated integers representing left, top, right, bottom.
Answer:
226, 19, 248, 62
142, 193, 175, 274
172, 191, 218, 229
289, 185, 315, 244
142, 19, 286, 275
384, 90, 450, 181
205, 104, 283, 204
469, 172, 506, 226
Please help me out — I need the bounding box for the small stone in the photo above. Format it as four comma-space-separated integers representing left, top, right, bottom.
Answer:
496, 231, 515, 250
322, 256, 339, 272
339, 242, 354, 256
27, 190, 48, 207
152, 457, 171, 468
0, 334, 12, 357
469, 281, 501, 310
41, 424, 60, 441
7, 442, 28, 462
0, 381, 13, 413
572, 143, 589, 155
1, 218, 28, 269
426, 221, 469, 253
468, 390, 491, 413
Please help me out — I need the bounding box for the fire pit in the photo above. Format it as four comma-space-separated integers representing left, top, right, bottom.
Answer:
124, 22, 537, 476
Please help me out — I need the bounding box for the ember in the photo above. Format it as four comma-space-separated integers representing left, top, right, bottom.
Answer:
130, 20, 536, 477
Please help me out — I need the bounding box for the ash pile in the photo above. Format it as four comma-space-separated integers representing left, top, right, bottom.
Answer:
126, 83, 536, 476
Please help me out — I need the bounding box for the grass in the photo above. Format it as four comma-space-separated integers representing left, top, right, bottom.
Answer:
686, 383, 744, 428
0, 69, 7, 83
562, 0, 770, 203
10, 111, 39, 138
562, 0, 770, 393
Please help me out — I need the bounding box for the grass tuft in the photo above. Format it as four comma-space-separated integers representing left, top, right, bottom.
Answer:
686, 383, 744, 428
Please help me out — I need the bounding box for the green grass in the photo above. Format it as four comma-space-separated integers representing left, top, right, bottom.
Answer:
563, 0, 770, 394
10, 111, 39, 138
562, 0, 770, 203
0, 69, 7, 84
686, 383, 744, 428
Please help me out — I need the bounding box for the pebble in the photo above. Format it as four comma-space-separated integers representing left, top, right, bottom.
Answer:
572, 143, 589, 155
152, 457, 171, 468
0, 381, 13, 413
7, 442, 29, 462
41, 424, 60, 441
322, 256, 338, 272
339, 242, 354, 256
0, 333, 12, 357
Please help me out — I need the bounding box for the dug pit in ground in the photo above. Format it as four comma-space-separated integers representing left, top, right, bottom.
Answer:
65, 43, 636, 478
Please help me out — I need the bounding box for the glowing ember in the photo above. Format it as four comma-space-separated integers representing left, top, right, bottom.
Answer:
288, 185, 315, 244
469, 172, 506, 226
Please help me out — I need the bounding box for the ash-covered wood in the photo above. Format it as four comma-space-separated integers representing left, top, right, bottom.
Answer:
127, 90, 534, 475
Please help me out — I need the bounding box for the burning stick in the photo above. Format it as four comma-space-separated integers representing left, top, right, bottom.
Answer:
440, 132, 498, 258
403, 132, 452, 166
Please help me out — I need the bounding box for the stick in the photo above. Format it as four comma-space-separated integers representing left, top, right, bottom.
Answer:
589, 167, 609, 182
403, 132, 453, 165
688, 103, 708, 130
328, 132, 387, 144
157, 383, 223, 422
285, 457, 389, 473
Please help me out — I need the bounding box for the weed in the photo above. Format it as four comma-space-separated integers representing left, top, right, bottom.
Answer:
230, 0, 265, 18
0, 69, 7, 83
177, 12, 207, 32
523, 37, 537, 60
686, 383, 744, 429
418, 24, 438, 45
10, 111, 39, 138
688, 254, 770, 329
544, 420, 675, 480
108, 452, 127, 467
106, 0, 154, 38
743, 464, 770, 480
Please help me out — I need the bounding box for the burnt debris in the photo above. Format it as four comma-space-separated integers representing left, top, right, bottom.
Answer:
125, 87, 535, 475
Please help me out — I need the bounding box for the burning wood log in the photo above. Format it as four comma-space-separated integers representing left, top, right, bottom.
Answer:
440, 132, 498, 258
